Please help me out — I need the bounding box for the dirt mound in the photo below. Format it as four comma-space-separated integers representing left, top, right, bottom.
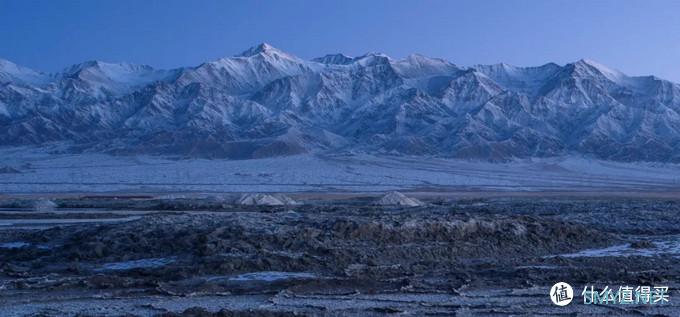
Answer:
373, 191, 423, 207
236, 193, 297, 206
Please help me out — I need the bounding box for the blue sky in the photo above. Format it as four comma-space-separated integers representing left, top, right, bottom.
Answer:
1, 0, 679, 81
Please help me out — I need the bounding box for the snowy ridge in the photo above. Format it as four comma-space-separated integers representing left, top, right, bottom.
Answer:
0, 58, 52, 86
2, 43, 680, 162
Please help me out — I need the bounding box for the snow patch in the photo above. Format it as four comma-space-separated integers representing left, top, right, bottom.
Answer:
228, 271, 316, 282
95, 257, 176, 271
236, 193, 298, 206
373, 191, 424, 207
0, 242, 31, 249
552, 236, 680, 258
0, 58, 52, 86
33, 199, 57, 212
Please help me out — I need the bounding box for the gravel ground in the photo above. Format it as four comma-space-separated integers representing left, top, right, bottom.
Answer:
0, 196, 678, 316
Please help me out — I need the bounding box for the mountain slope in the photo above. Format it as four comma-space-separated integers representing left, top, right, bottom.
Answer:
1, 43, 680, 162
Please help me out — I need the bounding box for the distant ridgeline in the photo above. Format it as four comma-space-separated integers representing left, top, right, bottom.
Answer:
1, 43, 680, 162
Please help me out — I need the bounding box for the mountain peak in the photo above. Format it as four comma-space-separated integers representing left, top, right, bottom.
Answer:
4, 46, 680, 162
575, 58, 604, 67
0, 58, 17, 67
404, 54, 452, 65
0, 58, 51, 85
312, 54, 354, 65
574, 58, 608, 71
62, 60, 154, 77
351, 53, 392, 67
391, 54, 459, 78
360, 52, 391, 59
62, 60, 102, 74
571, 58, 626, 83
238, 43, 285, 57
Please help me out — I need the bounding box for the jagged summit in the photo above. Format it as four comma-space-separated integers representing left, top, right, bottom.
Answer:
0, 58, 19, 69
312, 53, 354, 65
574, 58, 616, 70
472, 62, 562, 94
570, 58, 627, 82
0, 58, 51, 86
394, 54, 460, 78
354, 52, 392, 60
63, 60, 154, 74
237, 42, 289, 58
404, 53, 450, 64
1, 45, 679, 162
57, 60, 174, 96
62, 60, 106, 73
61, 61, 160, 83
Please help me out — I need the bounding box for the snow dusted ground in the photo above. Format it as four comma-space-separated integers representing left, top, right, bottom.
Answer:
548, 235, 680, 259
1, 146, 680, 193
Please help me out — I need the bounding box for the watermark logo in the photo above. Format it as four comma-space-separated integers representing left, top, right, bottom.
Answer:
550, 282, 573, 306
582, 285, 669, 305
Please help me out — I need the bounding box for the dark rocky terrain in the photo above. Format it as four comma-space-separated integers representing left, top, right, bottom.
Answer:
0, 195, 678, 316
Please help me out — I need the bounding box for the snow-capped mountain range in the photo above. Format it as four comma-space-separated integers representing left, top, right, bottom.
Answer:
2, 43, 680, 162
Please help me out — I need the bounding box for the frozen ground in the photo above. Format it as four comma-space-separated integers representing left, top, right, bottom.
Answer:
0, 196, 679, 316
0, 216, 141, 230
95, 257, 177, 271
1, 147, 680, 315
555, 235, 680, 259
1, 146, 680, 193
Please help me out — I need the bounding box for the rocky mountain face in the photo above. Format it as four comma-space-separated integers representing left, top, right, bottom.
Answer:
2, 43, 680, 161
